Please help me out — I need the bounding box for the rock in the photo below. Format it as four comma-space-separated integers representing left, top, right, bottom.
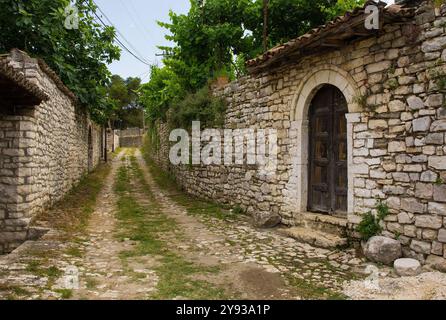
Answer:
366, 61, 392, 74
410, 240, 432, 254
389, 100, 406, 112
421, 36, 446, 52
438, 229, 446, 243
431, 120, 446, 132
394, 258, 422, 277
421, 170, 438, 182
429, 156, 446, 170
369, 120, 388, 130
432, 241, 444, 256
412, 117, 431, 132
425, 133, 444, 145
363, 236, 402, 265
415, 183, 433, 199
401, 198, 425, 213
434, 185, 446, 203
407, 96, 425, 110
428, 202, 446, 216
254, 212, 281, 228
426, 94, 444, 107
426, 255, 446, 273
388, 141, 406, 152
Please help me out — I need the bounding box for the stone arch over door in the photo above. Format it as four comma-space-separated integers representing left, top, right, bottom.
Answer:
289, 65, 360, 218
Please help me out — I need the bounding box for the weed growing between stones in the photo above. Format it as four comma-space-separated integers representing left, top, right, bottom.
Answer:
356, 201, 390, 241
54, 289, 73, 299
114, 154, 229, 299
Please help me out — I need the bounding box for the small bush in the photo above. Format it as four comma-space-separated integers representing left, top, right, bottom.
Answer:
376, 200, 389, 221
232, 205, 245, 215
168, 86, 226, 130
356, 212, 382, 241
356, 200, 390, 241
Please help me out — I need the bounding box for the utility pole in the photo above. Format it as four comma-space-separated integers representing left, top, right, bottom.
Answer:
263, 0, 269, 52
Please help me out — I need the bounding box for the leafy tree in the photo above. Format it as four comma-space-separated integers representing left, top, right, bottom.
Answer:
108, 75, 143, 129
139, 65, 185, 123
320, 0, 366, 21
169, 86, 226, 129
141, 0, 366, 126
158, 0, 260, 92
0, 0, 120, 123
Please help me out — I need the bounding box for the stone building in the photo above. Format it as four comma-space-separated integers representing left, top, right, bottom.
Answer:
150, 0, 446, 264
0, 49, 103, 254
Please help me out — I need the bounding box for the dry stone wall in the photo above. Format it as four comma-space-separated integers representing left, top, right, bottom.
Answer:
0, 50, 102, 254
148, 2, 446, 263
118, 128, 144, 148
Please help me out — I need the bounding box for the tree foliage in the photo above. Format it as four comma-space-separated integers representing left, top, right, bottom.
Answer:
108, 75, 143, 129
320, 0, 366, 21
139, 66, 184, 123
169, 87, 226, 129
0, 0, 121, 123
140, 0, 366, 126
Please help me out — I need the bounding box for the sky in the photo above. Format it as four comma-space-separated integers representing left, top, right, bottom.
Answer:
95, 0, 395, 83
94, 0, 191, 82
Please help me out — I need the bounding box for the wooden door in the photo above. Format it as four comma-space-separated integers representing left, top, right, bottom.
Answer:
308, 85, 347, 215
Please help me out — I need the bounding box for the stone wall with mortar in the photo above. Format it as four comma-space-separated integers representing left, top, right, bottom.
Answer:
0, 50, 102, 254
148, 2, 446, 264
118, 128, 143, 148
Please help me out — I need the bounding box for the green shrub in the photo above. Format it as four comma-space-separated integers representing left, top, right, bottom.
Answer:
232, 205, 245, 215
356, 200, 390, 241
169, 86, 226, 130
376, 200, 389, 221
356, 212, 382, 241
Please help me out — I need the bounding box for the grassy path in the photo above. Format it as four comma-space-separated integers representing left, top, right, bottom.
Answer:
0, 147, 364, 300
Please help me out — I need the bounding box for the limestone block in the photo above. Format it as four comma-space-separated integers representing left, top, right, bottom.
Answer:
428, 202, 446, 215
426, 94, 443, 107
364, 236, 402, 265
394, 258, 421, 277
421, 36, 446, 52
401, 198, 425, 213
431, 120, 446, 132
425, 133, 444, 145
439, 229, 446, 243
389, 100, 406, 112
407, 96, 425, 110
415, 215, 443, 229
420, 170, 438, 182
413, 116, 432, 132
415, 182, 433, 199
434, 185, 446, 203
428, 156, 446, 170
388, 141, 406, 152
410, 239, 432, 255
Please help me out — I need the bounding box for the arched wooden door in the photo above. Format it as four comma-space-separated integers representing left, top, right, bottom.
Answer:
308, 85, 348, 215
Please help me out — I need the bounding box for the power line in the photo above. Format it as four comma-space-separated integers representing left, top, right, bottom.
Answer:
119, 0, 152, 40
87, 0, 152, 66
92, 0, 150, 64
92, 0, 151, 65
